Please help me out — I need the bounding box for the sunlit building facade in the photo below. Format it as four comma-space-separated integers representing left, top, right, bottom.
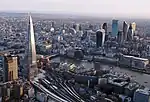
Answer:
1, 55, 18, 82
131, 22, 136, 32
25, 15, 38, 80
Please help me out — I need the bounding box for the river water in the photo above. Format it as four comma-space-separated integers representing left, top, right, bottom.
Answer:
51, 57, 150, 87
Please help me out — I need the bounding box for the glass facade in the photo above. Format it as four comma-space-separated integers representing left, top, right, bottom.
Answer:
112, 20, 118, 37
26, 16, 38, 80
96, 29, 105, 48
0, 56, 4, 68
123, 21, 128, 41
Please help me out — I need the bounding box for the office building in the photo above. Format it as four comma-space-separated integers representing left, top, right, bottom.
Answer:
102, 23, 107, 34
73, 24, 76, 30
51, 21, 55, 28
62, 23, 66, 29
123, 21, 128, 41
112, 20, 119, 37
25, 15, 38, 80
50, 21, 55, 33
124, 82, 140, 97
102, 23, 108, 41
74, 49, 84, 59
133, 88, 150, 102
119, 54, 149, 69
108, 78, 128, 94
89, 24, 93, 30
117, 30, 124, 44
73, 23, 80, 32
96, 29, 105, 48
127, 24, 134, 41
2, 82, 23, 102
1, 55, 18, 82
131, 22, 136, 32
79, 24, 82, 31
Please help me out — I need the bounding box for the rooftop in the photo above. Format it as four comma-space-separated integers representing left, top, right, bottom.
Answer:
108, 78, 129, 87
123, 55, 149, 61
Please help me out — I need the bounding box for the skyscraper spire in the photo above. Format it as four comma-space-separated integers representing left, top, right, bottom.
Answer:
26, 14, 38, 80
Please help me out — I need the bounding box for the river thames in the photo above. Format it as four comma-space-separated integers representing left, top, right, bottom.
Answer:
51, 57, 150, 87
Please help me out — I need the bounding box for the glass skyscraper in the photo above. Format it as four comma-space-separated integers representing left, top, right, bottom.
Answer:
96, 29, 105, 48
127, 24, 134, 41
123, 21, 128, 41
112, 20, 118, 37
102, 23, 108, 41
25, 15, 38, 80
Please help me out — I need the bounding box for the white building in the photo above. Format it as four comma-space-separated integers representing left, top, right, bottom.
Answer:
119, 55, 149, 69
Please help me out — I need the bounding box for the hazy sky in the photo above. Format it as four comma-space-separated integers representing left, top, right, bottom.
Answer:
0, 0, 150, 18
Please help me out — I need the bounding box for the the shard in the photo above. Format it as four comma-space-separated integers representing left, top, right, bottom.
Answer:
25, 15, 38, 80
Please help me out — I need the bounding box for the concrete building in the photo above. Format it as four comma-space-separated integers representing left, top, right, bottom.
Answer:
108, 78, 129, 94
133, 88, 150, 102
124, 82, 140, 97
73, 23, 80, 32
131, 22, 136, 32
131, 57, 149, 69
1, 55, 18, 82
51, 21, 55, 28
119, 55, 149, 69
39, 43, 52, 52
112, 20, 119, 37
1, 82, 24, 102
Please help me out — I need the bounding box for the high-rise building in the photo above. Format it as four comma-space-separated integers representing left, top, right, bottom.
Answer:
102, 23, 107, 34
112, 20, 119, 37
73, 24, 76, 30
2, 82, 23, 102
62, 23, 66, 29
89, 24, 93, 30
127, 24, 134, 41
102, 23, 108, 41
51, 21, 55, 28
73, 23, 80, 31
25, 15, 38, 80
79, 24, 82, 31
133, 88, 150, 102
131, 22, 136, 32
50, 21, 55, 33
117, 30, 124, 44
123, 21, 128, 41
0, 55, 18, 82
96, 29, 105, 48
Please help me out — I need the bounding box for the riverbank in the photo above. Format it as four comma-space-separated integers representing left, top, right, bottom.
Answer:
57, 54, 150, 75
50, 56, 150, 87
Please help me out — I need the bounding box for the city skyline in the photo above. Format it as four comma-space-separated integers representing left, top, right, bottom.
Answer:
0, 6, 150, 101
0, 0, 150, 19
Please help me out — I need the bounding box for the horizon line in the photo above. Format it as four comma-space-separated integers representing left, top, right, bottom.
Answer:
0, 10, 150, 20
